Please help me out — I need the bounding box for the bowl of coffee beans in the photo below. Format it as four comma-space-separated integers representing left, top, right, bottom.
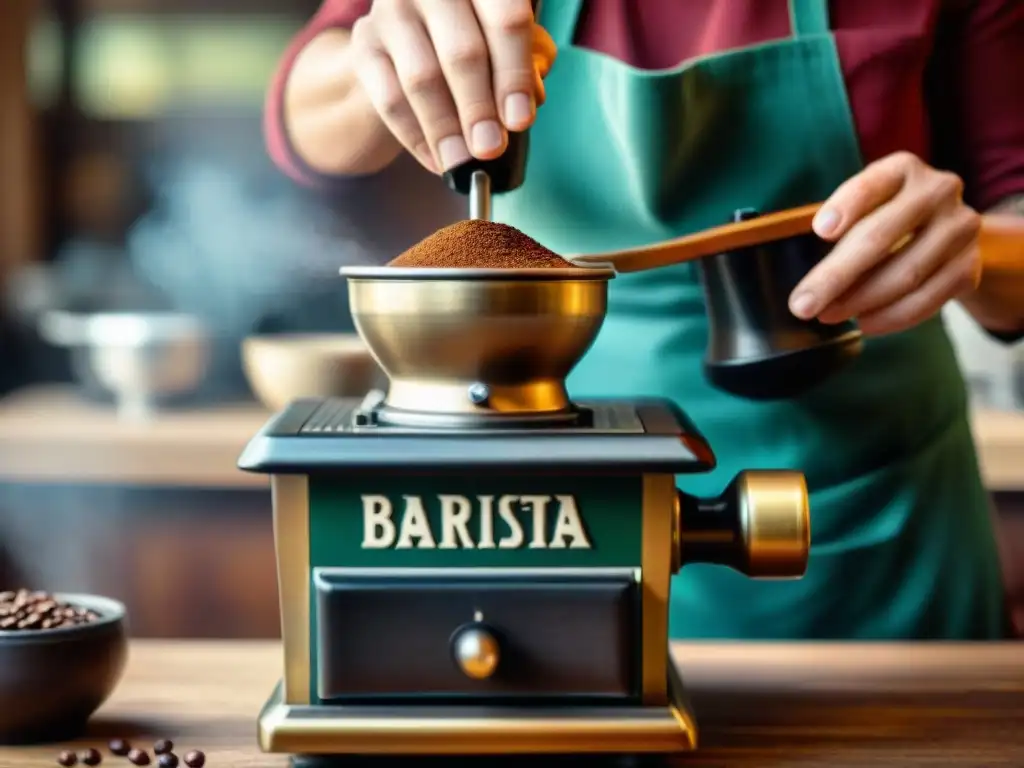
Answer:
0, 590, 127, 745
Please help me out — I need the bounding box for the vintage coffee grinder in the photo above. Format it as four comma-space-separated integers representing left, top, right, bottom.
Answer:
237, 77, 852, 763
239, 261, 810, 763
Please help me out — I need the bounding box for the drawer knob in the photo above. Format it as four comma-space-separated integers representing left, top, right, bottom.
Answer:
451, 623, 501, 680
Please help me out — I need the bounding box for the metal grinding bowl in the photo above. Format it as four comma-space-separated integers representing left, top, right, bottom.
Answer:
39, 310, 210, 420
340, 266, 615, 427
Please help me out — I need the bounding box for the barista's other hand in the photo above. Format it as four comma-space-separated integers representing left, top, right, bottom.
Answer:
350, 0, 556, 174
788, 152, 982, 336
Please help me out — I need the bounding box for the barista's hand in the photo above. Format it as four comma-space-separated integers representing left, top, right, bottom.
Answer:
350, 0, 556, 174
788, 152, 982, 336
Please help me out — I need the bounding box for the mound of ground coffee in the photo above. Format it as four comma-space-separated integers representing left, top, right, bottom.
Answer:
388, 219, 575, 269
0, 589, 100, 631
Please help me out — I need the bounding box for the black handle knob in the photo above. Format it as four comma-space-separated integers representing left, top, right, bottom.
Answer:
442, 0, 541, 197
442, 129, 531, 196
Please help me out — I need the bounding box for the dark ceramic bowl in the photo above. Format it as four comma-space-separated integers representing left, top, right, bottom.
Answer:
0, 593, 128, 745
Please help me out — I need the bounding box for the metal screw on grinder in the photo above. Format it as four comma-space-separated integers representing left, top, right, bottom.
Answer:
467, 383, 490, 405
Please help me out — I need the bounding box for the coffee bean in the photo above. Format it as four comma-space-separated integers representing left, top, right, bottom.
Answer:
157, 755, 178, 768
34, 599, 57, 614
108, 739, 131, 756
79, 748, 102, 765
183, 751, 205, 768
56, 751, 78, 766
0, 589, 101, 632
127, 749, 151, 766
153, 739, 173, 754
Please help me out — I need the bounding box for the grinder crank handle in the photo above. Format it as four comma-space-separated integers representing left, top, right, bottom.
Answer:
570, 207, 1024, 274
441, 0, 542, 206
673, 470, 811, 579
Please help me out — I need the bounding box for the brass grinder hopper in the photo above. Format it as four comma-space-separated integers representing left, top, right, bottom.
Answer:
340, 265, 614, 428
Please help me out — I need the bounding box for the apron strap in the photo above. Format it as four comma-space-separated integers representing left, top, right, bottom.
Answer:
540, 0, 584, 47
789, 0, 832, 37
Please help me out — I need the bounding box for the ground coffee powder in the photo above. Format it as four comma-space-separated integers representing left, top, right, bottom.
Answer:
388, 220, 575, 269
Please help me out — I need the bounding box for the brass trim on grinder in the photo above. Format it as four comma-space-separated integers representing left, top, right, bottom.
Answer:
341, 266, 615, 281
258, 679, 697, 755
640, 474, 675, 705
272, 474, 311, 704
739, 471, 811, 578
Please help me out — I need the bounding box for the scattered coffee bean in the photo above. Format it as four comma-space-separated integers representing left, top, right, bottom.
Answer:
127, 749, 151, 766
0, 589, 101, 632
153, 739, 173, 755
108, 739, 131, 756
183, 751, 205, 768
79, 748, 102, 766
56, 751, 78, 767
157, 755, 178, 768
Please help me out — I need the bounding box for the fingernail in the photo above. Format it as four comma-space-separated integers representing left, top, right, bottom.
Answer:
437, 135, 471, 170
789, 291, 819, 319
813, 208, 840, 237
471, 120, 504, 155
503, 92, 533, 129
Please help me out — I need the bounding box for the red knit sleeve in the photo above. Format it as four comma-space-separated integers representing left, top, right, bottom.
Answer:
950, 0, 1024, 211
264, 0, 372, 187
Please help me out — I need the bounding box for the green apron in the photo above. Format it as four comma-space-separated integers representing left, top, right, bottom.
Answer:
493, 0, 1006, 639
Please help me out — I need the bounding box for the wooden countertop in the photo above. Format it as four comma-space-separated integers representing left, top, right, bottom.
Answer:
0, 387, 270, 489
1, 641, 1022, 767
0, 386, 1022, 491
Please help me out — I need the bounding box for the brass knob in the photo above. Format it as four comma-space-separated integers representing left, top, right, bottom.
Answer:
676, 470, 810, 578
451, 624, 500, 680
735, 470, 810, 577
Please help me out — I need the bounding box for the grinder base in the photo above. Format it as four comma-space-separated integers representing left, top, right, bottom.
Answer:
259, 664, 696, 758
291, 754, 666, 767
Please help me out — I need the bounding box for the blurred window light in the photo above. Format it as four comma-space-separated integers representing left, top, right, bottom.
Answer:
27, 11, 62, 108
28, 13, 304, 119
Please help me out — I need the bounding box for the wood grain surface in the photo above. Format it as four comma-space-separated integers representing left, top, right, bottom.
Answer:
1, 641, 1022, 767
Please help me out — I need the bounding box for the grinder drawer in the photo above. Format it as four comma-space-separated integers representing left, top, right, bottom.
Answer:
313, 567, 639, 702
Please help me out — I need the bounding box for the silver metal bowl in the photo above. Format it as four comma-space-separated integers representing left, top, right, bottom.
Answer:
39, 311, 210, 420
340, 266, 614, 419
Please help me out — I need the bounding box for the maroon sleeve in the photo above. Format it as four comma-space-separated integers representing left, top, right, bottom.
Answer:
950, 0, 1024, 211
264, 0, 372, 187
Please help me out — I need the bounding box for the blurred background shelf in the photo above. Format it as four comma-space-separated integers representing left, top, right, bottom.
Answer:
0, 385, 268, 489
972, 409, 1024, 492
0, 385, 1021, 491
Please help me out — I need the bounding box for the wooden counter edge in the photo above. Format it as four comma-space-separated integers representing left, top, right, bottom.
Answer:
123, 638, 1024, 686
2, 641, 1017, 768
